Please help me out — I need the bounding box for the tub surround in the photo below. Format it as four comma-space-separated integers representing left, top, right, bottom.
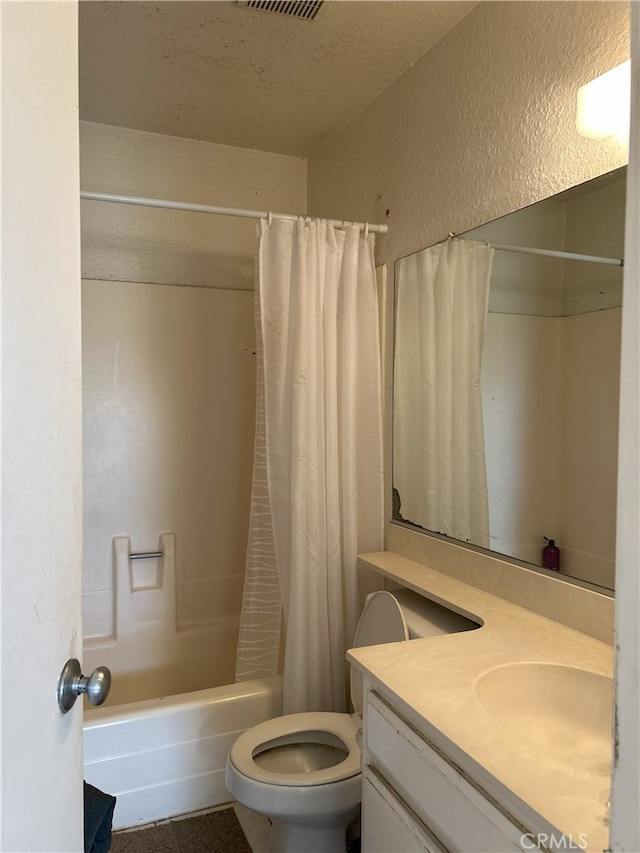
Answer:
350, 550, 613, 852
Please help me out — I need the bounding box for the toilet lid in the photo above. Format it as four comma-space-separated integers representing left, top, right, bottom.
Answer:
350, 591, 409, 714
228, 711, 361, 787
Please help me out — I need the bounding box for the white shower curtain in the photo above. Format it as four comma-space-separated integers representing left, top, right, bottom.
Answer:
236, 216, 384, 715
393, 238, 493, 548
234, 255, 283, 684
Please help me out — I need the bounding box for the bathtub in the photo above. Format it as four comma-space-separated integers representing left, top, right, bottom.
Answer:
83, 675, 283, 830
82, 533, 282, 829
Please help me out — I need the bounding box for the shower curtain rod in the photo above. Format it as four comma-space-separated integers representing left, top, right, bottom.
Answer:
490, 241, 623, 266
80, 190, 389, 234
452, 234, 623, 266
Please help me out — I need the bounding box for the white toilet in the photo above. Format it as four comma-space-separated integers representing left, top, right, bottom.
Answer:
225, 587, 476, 853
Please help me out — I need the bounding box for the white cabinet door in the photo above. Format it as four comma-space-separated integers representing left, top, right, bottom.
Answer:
363, 771, 446, 853
365, 692, 535, 852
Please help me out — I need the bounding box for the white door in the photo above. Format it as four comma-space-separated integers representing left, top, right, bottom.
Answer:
1, 2, 84, 851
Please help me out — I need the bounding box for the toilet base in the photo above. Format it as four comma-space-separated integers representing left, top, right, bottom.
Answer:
268, 803, 360, 853
225, 715, 363, 853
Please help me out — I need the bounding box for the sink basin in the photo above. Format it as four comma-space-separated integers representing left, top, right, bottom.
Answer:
475, 662, 612, 776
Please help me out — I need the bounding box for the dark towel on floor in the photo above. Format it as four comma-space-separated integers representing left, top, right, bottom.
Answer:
84, 781, 116, 853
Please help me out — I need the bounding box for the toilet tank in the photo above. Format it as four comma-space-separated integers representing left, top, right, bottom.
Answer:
390, 587, 479, 638
349, 587, 479, 713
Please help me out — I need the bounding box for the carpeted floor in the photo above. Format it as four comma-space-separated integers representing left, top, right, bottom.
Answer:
110, 807, 253, 853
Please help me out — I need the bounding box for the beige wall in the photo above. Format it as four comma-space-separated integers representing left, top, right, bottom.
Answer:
308, 1, 629, 267
80, 121, 307, 289
309, 0, 629, 564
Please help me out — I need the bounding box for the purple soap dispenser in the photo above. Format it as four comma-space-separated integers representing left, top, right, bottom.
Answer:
542, 537, 560, 571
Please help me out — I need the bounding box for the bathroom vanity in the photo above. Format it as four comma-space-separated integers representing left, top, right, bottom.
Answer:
349, 552, 613, 853
362, 692, 532, 852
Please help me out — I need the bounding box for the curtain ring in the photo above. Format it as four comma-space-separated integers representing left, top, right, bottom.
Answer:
364, 223, 369, 240
267, 211, 273, 227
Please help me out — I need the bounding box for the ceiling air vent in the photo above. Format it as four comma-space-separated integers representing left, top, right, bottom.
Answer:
238, 0, 324, 20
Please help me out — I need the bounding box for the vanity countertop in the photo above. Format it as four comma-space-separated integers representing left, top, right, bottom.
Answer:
348, 550, 613, 852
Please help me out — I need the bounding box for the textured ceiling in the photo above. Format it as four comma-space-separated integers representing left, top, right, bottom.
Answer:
79, 0, 477, 158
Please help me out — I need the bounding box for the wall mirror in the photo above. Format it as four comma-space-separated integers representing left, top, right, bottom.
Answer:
392, 166, 626, 592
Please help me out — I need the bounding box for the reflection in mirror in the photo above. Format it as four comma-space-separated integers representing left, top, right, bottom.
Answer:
393, 167, 626, 592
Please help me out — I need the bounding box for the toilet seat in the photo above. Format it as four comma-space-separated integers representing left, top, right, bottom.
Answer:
229, 592, 409, 790
228, 711, 361, 787
225, 590, 440, 852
